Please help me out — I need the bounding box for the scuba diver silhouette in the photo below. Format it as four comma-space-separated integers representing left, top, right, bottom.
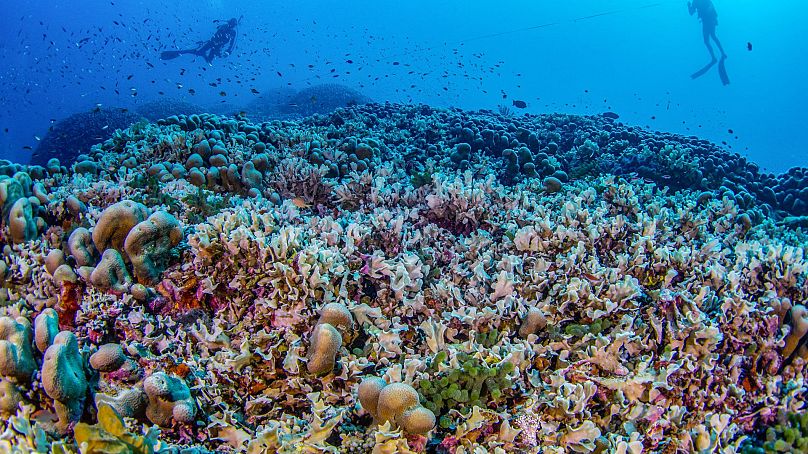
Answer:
688, 0, 729, 85
161, 17, 242, 64
689, 0, 726, 61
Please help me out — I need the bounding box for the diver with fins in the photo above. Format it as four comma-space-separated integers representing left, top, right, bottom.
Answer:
161, 16, 242, 64
688, 0, 729, 85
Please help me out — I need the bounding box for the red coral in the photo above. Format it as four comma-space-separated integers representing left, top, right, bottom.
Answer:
406, 434, 428, 452
56, 281, 84, 329
439, 436, 459, 454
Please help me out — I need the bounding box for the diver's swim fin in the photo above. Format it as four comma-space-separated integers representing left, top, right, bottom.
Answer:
718, 56, 730, 86
690, 60, 716, 79
160, 50, 185, 60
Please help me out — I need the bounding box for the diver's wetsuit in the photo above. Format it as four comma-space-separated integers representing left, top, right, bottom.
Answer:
194, 19, 238, 63
689, 0, 725, 61
164, 18, 239, 64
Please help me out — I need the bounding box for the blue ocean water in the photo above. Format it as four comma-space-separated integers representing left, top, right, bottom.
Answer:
0, 0, 805, 172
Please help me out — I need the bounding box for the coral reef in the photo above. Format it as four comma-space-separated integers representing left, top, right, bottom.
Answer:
29, 107, 143, 167
0, 103, 805, 452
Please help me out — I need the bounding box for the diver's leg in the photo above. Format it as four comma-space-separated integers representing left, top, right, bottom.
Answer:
712, 31, 727, 58
194, 42, 211, 58
703, 25, 716, 62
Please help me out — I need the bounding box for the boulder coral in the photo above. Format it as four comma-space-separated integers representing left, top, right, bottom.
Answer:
306, 323, 342, 376
0, 378, 23, 417
0, 176, 25, 219
90, 249, 132, 293
92, 200, 150, 254
306, 302, 354, 376
783, 305, 808, 361
0, 315, 36, 417
89, 343, 126, 372
8, 197, 37, 243
34, 308, 59, 353
358, 377, 436, 435
67, 227, 97, 267
41, 331, 89, 431
518, 306, 548, 338
0, 316, 36, 382
94, 386, 149, 420
142, 371, 196, 427
123, 211, 183, 284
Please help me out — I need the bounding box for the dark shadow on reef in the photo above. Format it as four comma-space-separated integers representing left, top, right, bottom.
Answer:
29, 107, 143, 168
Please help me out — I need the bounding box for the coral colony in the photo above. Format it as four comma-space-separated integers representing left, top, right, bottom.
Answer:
0, 103, 807, 453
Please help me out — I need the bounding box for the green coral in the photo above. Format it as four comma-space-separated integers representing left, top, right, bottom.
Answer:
563, 319, 613, 338
741, 412, 808, 454
181, 186, 231, 225
417, 351, 515, 428
127, 174, 180, 212
476, 328, 500, 348
73, 404, 161, 454
410, 168, 434, 189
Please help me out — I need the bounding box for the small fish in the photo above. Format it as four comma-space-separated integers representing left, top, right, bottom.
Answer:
747, 42, 752, 51
581, 272, 601, 283
601, 112, 619, 120
290, 197, 310, 208
512, 100, 527, 109
219, 91, 227, 96
251, 88, 259, 94
22, 146, 32, 150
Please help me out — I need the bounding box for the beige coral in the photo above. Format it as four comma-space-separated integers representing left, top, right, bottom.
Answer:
34, 308, 59, 354
318, 302, 354, 330
306, 302, 355, 376
89, 343, 126, 372
358, 377, 435, 435
124, 210, 183, 284
67, 227, 96, 267
0, 378, 23, 416
143, 371, 196, 427
0, 316, 36, 381
519, 306, 548, 338
41, 331, 88, 432
92, 200, 150, 253
8, 197, 37, 243
306, 323, 342, 376
90, 248, 132, 293
783, 305, 808, 360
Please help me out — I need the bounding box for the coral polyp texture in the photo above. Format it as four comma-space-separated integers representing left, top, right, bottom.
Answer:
0, 103, 806, 453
